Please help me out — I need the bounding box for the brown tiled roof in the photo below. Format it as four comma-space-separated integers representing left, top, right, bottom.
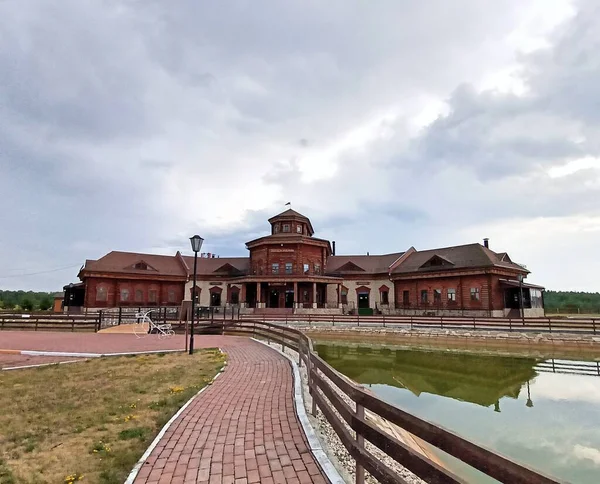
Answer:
391, 243, 527, 274
82, 251, 187, 277
182, 256, 250, 276
267, 208, 315, 235
267, 208, 310, 222
325, 252, 405, 275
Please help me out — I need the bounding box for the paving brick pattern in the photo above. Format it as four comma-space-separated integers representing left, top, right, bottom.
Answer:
0, 331, 187, 353
134, 340, 328, 484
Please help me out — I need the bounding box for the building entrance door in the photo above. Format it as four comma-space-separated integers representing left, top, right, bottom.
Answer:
269, 289, 280, 308
285, 291, 294, 308
358, 292, 370, 309
210, 292, 221, 307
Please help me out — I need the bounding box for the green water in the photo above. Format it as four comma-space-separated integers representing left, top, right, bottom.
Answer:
315, 341, 600, 484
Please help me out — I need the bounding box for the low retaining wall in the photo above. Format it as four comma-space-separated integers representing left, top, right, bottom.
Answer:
304, 326, 600, 355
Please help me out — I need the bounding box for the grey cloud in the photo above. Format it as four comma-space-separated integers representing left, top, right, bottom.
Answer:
1, 0, 599, 291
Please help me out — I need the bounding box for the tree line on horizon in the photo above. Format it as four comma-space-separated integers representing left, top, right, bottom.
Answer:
543, 290, 600, 313
0, 290, 57, 311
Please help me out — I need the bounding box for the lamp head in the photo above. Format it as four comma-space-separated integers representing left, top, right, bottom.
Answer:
190, 235, 204, 253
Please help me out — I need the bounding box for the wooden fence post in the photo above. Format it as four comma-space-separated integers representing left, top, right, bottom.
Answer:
356, 402, 365, 484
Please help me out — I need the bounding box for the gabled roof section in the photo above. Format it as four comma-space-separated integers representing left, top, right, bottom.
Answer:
336, 261, 366, 272
182, 256, 250, 276
125, 259, 158, 272
80, 251, 188, 278
326, 252, 405, 275
496, 252, 512, 263
391, 243, 528, 275
419, 254, 455, 269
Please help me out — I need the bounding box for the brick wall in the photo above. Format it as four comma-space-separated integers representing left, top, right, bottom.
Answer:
84, 276, 185, 307
249, 242, 327, 276
393, 274, 503, 313
327, 276, 393, 309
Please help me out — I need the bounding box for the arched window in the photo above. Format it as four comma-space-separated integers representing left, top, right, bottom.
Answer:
96, 286, 107, 302
135, 289, 143, 303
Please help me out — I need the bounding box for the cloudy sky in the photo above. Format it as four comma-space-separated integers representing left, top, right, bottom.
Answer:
1, 0, 599, 292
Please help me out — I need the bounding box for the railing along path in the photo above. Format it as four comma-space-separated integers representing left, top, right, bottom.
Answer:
223, 320, 561, 484
239, 313, 599, 334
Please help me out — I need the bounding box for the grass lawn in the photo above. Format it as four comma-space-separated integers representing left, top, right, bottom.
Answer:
0, 349, 225, 484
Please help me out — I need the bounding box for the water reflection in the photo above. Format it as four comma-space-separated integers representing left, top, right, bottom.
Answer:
316, 343, 539, 410
315, 342, 600, 483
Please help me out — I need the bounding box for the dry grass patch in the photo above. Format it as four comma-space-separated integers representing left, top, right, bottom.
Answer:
0, 349, 226, 484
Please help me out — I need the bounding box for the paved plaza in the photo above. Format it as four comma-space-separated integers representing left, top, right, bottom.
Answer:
0, 331, 329, 483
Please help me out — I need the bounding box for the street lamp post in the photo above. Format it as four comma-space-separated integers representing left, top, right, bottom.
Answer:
518, 273, 525, 320
189, 235, 204, 355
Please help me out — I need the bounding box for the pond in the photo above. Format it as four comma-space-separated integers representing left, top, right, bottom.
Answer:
315, 341, 600, 483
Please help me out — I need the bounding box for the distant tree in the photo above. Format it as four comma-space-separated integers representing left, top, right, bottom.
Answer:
39, 296, 53, 311
21, 297, 34, 311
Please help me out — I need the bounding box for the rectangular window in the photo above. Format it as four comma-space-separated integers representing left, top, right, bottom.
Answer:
303, 290, 310, 302
272, 263, 280, 274
314, 263, 321, 274
296, 225, 302, 233
341, 290, 348, 305
303, 263, 309, 273
433, 289, 442, 303
530, 289, 543, 308
135, 289, 143, 302
120, 289, 129, 302
470, 287, 480, 301
403, 290, 410, 305
274, 224, 279, 233
448, 288, 456, 301
381, 291, 389, 305
420, 290, 428, 303
282, 224, 290, 232
96, 286, 107, 302
231, 291, 239, 305
168, 290, 176, 303
148, 290, 157, 303
285, 262, 293, 274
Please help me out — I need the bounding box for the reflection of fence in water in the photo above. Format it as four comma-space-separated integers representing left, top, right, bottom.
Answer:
535, 358, 600, 377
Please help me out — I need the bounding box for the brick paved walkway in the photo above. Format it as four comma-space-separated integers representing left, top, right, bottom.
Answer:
133, 339, 328, 484
0, 331, 187, 354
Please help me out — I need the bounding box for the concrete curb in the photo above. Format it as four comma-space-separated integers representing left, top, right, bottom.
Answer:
251, 338, 345, 484
2, 359, 85, 371
124, 348, 227, 484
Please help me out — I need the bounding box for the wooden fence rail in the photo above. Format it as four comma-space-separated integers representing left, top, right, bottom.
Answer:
0, 315, 100, 332
222, 320, 560, 484
238, 313, 598, 334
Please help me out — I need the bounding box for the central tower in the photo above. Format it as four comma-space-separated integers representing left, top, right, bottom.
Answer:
241, 209, 342, 309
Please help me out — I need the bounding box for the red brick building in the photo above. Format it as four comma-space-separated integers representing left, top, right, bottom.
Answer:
72, 209, 544, 317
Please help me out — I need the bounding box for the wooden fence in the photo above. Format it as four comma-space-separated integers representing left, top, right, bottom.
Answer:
239, 313, 598, 334
222, 320, 559, 484
0, 313, 100, 332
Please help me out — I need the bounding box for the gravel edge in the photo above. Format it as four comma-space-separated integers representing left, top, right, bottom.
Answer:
280, 345, 425, 484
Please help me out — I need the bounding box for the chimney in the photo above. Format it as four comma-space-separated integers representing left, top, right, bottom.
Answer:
332, 241, 336, 256
483, 238, 489, 249
367, 251, 370, 256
